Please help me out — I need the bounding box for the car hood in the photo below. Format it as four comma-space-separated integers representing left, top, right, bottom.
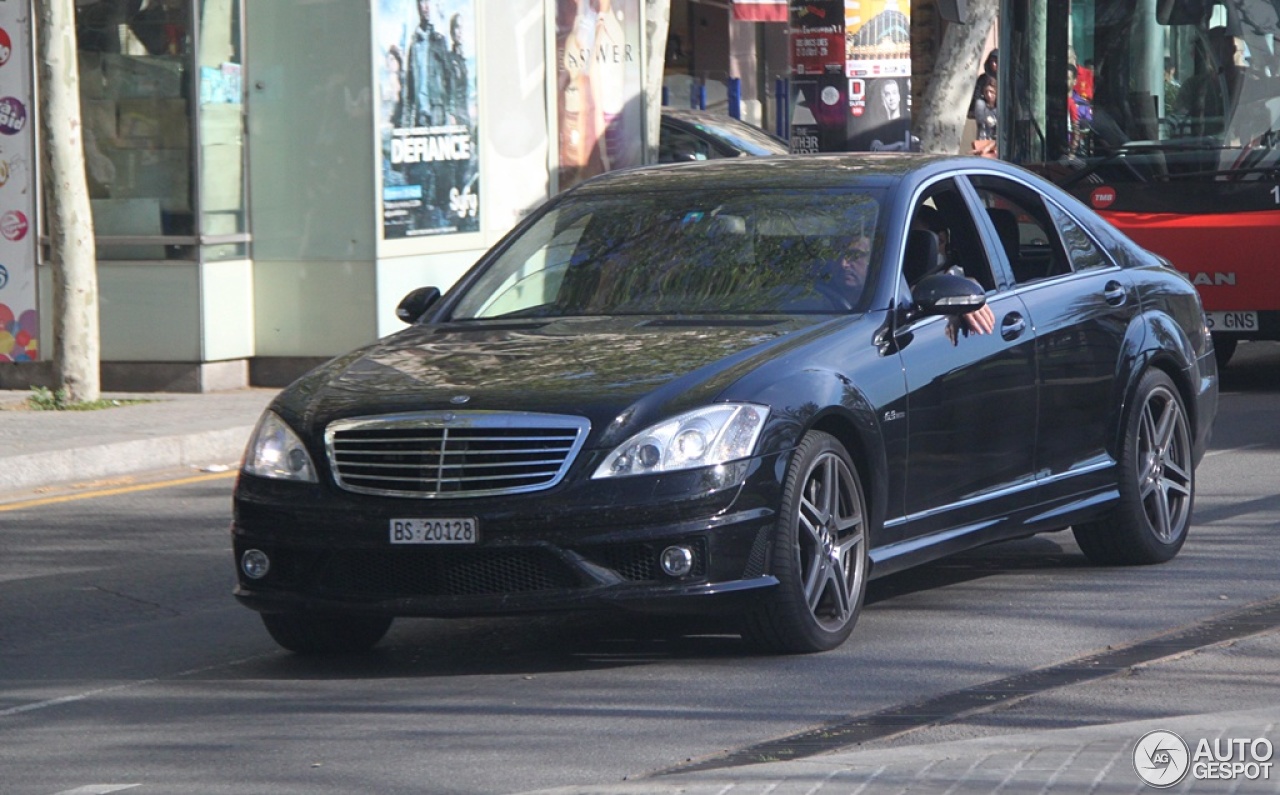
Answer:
277, 315, 844, 447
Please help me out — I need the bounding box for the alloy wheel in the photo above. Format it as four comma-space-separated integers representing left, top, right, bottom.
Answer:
795, 450, 867, 631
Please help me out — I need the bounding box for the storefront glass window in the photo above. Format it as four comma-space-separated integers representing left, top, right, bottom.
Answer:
197, 0, 245, 261
75, 0, 246, 261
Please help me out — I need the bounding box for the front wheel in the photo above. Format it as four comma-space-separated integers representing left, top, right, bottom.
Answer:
1072, 369, 1193, 565
742, 431, 869, 653
260, 612, 393, 654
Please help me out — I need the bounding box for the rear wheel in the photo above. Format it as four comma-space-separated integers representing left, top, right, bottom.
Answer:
260, 612, 393, 654
1072, 369, 1193, 565
742, 431, 869, 653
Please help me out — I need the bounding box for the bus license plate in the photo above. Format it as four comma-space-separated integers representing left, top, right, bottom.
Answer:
1205, 311, 1257, 332
390, 518, 478, 544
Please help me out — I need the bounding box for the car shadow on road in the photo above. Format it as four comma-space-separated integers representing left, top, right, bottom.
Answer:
231, 609, 751, 680
866, 533, 1088, 607
1219, 341, 1280, 392
229, 535, 1093, 680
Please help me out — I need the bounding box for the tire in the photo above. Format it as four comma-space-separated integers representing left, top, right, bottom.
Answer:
1072, 369, 1193, 565
742, 431, 870, 653
1212, 334, 1237, 370
260, 612, 393, 654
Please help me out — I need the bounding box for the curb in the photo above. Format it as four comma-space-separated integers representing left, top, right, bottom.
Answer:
0, 427, 254, 492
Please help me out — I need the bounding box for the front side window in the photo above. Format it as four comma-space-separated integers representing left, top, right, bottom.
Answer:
906, 179, 998, 293
449, 189, 885, 319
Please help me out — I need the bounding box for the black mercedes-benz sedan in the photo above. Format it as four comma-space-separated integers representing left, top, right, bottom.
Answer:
232, 154, 1218, 655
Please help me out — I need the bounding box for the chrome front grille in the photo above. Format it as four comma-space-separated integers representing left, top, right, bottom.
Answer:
326, 411, 590, 498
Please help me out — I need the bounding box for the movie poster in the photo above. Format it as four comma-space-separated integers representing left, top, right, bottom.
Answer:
844, 0, 916, 151
377, 0, 479, 239
0, 4, 37, 363
788, 0, 845, 153
555, 0, 643, 193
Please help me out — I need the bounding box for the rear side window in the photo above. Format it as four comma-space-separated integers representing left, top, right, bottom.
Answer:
969, 174, 1071, 285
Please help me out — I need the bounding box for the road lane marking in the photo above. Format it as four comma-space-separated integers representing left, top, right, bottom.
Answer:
0, 471, 237, 513
0, 653, 272, 719
52, 786, 141, 795
1, 681, 148, 718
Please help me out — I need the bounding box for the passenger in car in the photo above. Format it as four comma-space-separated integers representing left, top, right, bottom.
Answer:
909, 206, 996, 342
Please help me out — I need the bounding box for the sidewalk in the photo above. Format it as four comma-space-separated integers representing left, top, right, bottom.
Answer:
0, 387, 277, 492
519, 703, 1280, 793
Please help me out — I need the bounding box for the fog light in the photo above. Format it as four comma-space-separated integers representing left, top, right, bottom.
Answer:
660, 545, 694, 577
241, 549, 271, 579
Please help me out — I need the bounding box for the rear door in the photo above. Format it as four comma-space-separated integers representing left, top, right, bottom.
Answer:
968, 173, 1139, 503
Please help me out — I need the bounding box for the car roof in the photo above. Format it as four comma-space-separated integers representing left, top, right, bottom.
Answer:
570, 152, 1016, 195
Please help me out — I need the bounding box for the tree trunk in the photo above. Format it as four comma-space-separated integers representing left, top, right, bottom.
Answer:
35, 0, 100, 402
912, 0, 1000, 154
643, 0, 671, 164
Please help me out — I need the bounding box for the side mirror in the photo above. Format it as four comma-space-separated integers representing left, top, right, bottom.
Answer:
396, 287, 441, 324
912, 273, 987, 316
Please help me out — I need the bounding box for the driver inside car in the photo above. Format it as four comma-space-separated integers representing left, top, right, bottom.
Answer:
834, 233, 873, 298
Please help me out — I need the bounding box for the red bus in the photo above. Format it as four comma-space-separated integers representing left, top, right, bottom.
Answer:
999, 0, 1279, 366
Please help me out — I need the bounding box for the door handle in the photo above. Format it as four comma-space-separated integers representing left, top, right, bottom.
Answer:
1104, 280, 1127, 306
1001, 312, 1026, 341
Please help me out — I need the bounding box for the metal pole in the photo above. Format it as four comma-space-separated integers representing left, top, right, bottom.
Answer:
775, 78, 789, 139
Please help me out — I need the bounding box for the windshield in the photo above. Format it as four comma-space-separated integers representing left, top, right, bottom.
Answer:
1007, 0, 1280, 185
448, 189, 884, 319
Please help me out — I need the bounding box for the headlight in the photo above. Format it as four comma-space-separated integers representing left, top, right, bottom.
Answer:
593, 404, 769, 479
243, 410, 317, 482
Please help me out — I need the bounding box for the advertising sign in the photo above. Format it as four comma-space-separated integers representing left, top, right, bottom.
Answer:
555, 0, 644, 193
789, 0, 844, 76
0, 5, 36, 363
376, 0, 479, 239
844, 1, 915, 151
788, 0, 845, 153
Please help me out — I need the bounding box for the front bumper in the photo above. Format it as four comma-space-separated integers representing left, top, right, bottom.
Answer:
232, 454, 786, 618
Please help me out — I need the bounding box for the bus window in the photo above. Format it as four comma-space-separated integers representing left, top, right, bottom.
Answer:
1001, 0, 1280, 361
1003, 0, 1280, 169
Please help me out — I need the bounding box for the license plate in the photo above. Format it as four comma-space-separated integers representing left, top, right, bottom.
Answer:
390, 518, 478, 544
1205, 311, 1258, 332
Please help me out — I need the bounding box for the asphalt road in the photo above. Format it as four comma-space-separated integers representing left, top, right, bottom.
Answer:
1, 344, 1278, 795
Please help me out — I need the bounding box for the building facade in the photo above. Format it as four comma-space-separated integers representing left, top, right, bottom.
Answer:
0, 0, 785, 392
